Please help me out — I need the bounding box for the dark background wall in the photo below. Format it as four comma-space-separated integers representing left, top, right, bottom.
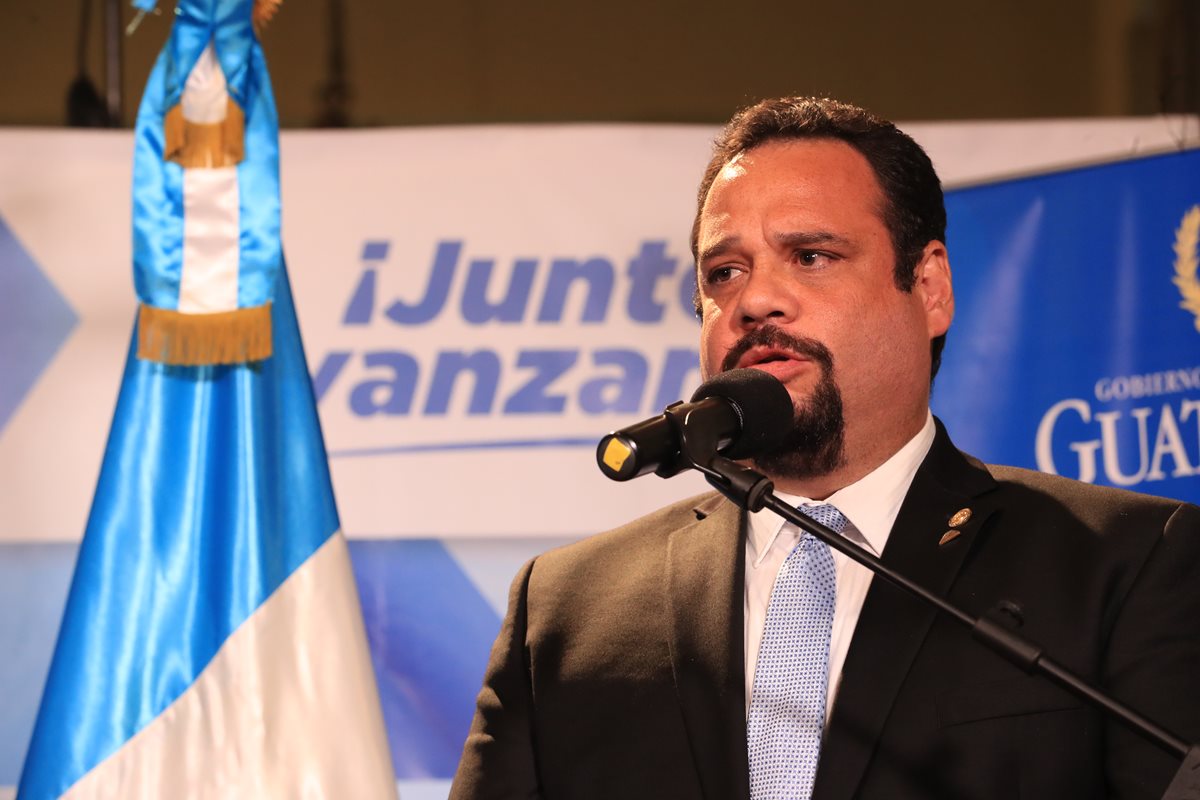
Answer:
2, 0, 1197, 128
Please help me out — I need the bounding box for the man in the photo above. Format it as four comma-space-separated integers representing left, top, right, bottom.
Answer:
450, 97, 1200, 799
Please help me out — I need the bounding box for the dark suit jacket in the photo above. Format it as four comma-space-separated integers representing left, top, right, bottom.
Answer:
450, 423, 1200, 799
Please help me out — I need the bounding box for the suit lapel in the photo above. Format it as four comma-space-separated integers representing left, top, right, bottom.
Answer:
666, 493, 752, 800
814, 421, 999, 800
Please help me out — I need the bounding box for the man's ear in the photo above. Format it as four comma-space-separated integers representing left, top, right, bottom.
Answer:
914, 240, 953, 338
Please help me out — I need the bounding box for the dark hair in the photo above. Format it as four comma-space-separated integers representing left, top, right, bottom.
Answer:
691, 96, 948, 380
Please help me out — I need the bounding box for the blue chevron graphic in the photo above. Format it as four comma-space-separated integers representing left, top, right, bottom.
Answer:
0, 544, 77, 786
349, 540, 502, 779
0, 214, 78, 435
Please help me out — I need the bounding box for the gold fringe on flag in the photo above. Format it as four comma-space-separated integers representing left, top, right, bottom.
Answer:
138, 303, 272, 366
253, 0, 284, 32
164, 98, 246, 169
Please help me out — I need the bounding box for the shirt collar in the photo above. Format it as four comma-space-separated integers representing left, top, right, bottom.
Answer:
747, 411, 936, 567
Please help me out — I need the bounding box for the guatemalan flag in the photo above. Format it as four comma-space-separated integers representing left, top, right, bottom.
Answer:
17, 1, 397, 796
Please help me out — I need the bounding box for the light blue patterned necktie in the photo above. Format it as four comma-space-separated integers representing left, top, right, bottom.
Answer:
747, 503, 845, 800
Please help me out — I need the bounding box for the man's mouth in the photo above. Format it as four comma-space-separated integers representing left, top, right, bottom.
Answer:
735, 347, 814, 382
719, 325, 835, 375
736, 347, 805, 369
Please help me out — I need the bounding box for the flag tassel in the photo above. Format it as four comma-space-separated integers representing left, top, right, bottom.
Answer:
138, 302, 273, 365
163, 98, 246, 169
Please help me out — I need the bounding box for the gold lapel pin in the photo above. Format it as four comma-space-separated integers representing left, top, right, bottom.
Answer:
939, 529, 962, 546
948, 508, 972, 528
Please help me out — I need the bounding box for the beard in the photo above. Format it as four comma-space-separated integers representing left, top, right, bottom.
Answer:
719, 325, 846, 480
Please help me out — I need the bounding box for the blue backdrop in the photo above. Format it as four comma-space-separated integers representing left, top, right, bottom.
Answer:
937, 149, 1200, 505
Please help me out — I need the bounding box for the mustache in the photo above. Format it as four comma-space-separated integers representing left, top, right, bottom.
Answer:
720, 325, 835, 374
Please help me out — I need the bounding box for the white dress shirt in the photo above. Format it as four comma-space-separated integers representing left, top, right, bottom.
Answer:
744, 412, 936, 719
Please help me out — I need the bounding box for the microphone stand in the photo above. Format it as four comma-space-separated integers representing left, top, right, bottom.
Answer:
665, 415, 1200, 799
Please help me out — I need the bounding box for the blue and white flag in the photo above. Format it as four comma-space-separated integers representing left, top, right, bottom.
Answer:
16, 2, 397, 797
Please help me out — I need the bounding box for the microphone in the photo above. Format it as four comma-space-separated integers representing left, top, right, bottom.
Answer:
596, 368, 793, 481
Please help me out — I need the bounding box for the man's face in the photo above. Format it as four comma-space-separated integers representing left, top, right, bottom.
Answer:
695, 138, 952, 487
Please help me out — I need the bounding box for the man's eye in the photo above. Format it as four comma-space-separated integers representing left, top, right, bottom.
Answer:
706, 266, 736, 284
796, 250, 825, 267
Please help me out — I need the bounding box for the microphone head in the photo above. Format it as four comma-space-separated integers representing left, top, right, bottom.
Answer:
690, 368, 794, 460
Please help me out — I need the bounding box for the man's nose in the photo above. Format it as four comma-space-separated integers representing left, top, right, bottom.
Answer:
736, 264, 799, 327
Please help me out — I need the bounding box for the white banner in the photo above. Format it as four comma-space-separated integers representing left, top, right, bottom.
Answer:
0, 118, 1194, 542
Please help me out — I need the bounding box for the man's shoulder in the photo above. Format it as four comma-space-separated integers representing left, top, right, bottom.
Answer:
924, 422, 1194, 546
530, 490, 732, 578
976, 458, 1195, 541
985, 460, 1187, 511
